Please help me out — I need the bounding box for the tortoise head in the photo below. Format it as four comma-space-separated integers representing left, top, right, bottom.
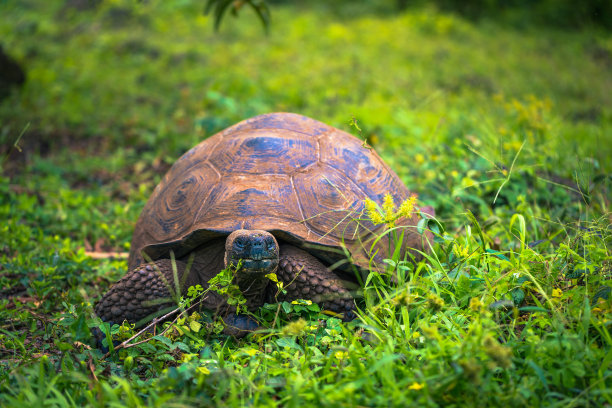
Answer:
224, 229, 279, 275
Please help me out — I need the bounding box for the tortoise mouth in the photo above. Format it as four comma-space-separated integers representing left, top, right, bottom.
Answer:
239, 258, 278, 274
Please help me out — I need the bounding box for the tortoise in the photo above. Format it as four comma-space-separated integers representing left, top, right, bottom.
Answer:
95, 113, 433, 332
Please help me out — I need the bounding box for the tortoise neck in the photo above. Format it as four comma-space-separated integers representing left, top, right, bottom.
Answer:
235, 272, 272, 309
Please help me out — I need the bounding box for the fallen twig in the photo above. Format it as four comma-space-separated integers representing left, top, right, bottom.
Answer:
85, 251, 129, 259
100, 295, 209, 359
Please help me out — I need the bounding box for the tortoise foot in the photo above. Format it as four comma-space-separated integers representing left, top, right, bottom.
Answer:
222, 314, 259, 338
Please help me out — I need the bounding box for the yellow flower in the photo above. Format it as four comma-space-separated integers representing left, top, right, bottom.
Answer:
552, 288, 563, 298
334, 351, 348, 360
364, 198, 384, 224
397, 195, 417, 218
408, 382, 425, 391
427, 294, 444, 311
454, 245, 470, 258
414, 153, 425, 165
281, 319, 307, 336
469, 297, 484, 312
365, 194, 420, 226
382, 194, 396, 224
483, 336, 512, 369
420, 325, 439, 340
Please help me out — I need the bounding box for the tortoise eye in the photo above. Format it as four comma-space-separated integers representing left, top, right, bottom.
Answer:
234, 239, 245, 249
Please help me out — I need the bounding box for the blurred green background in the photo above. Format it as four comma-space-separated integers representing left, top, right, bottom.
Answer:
2, 0, 611, 225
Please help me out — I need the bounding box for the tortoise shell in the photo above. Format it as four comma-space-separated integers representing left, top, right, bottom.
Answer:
128, 113, 429, 271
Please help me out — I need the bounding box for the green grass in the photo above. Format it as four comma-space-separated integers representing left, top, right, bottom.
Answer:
1, 0, 611, 406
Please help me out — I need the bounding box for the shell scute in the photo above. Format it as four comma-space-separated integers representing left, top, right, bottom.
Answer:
144, 161, 220, 242
208, 131, 317, 175
293, 165, 373, 240
192, 174, 302, 233
319, 130, 410, 203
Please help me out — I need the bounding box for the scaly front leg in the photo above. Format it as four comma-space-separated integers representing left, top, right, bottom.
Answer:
95, 259, 190, 326
274, 245, 356, 319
